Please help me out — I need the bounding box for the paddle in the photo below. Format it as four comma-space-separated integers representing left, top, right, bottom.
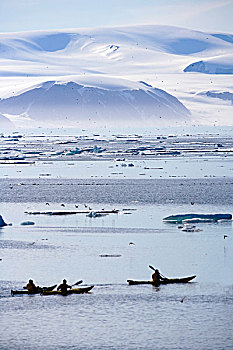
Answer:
149, 265, 156, 272
149, 265, 167, 280
71, 280, 83, 287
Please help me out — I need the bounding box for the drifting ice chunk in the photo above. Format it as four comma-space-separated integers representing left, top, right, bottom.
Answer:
181, 224, 202, 232
20, 221, 35, 226
163, 213, 232, 223
87, 211, 104, 218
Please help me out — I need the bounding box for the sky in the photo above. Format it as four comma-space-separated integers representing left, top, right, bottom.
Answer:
0, 0, 233, 33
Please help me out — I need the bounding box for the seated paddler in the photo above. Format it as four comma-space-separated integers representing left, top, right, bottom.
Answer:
57, 279, 72, 294
26, 279, 39, 293
152, 269, 164, 284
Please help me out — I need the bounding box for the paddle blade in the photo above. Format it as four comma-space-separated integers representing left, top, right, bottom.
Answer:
149, 265, 156, 271
72, 280, 83, 286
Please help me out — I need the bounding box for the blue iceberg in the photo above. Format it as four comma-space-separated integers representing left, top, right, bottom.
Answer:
163, 213, 232, 223
0, 215, 7, 227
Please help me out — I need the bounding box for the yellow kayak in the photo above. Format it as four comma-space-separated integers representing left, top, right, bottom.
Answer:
42, 285, 94, 295
11, 284, 57, 295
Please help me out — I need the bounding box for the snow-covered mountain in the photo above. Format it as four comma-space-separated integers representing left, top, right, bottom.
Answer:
0, 25, 232, 77
0, 25, 232, 127
0, 78, 190, 127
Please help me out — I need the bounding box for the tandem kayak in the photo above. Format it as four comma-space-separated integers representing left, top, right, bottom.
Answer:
127, 275, 196, 285
41, 285, 94, 295
11, 284, 57, 295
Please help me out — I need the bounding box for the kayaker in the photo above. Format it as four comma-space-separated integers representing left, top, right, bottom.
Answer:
152, 269, 164, 284
57, 279, 72, 294
26, 279, 39, 293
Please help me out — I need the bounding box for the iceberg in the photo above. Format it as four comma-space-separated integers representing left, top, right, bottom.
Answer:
163, 213, 232, 224
0, 215, 7, 227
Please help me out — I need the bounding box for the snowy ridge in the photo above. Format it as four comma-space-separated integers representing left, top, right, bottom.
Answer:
184, 54, 233, 74
198, 90, 233, 105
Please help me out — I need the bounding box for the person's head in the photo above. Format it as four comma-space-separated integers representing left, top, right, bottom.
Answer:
29, 279, 33, 283
63, 279, 67, 284
155, 269, 159, 273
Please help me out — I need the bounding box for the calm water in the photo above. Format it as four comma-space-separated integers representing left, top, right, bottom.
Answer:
1, 150, 233, 349
1, 157, 233, 180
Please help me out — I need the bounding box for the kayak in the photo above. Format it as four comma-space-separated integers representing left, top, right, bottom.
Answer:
11, 284, 57, 295
42, 285, 94, 295
127, 275, 196, 285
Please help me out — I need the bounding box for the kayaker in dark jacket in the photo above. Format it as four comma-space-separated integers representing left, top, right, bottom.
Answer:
26, 279, 39, 293
152, 269, 164, 284
57, 279, 72, 294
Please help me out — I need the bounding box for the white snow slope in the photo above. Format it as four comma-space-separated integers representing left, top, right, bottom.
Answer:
0, 25, 232, 127
0, 112, 14, 127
